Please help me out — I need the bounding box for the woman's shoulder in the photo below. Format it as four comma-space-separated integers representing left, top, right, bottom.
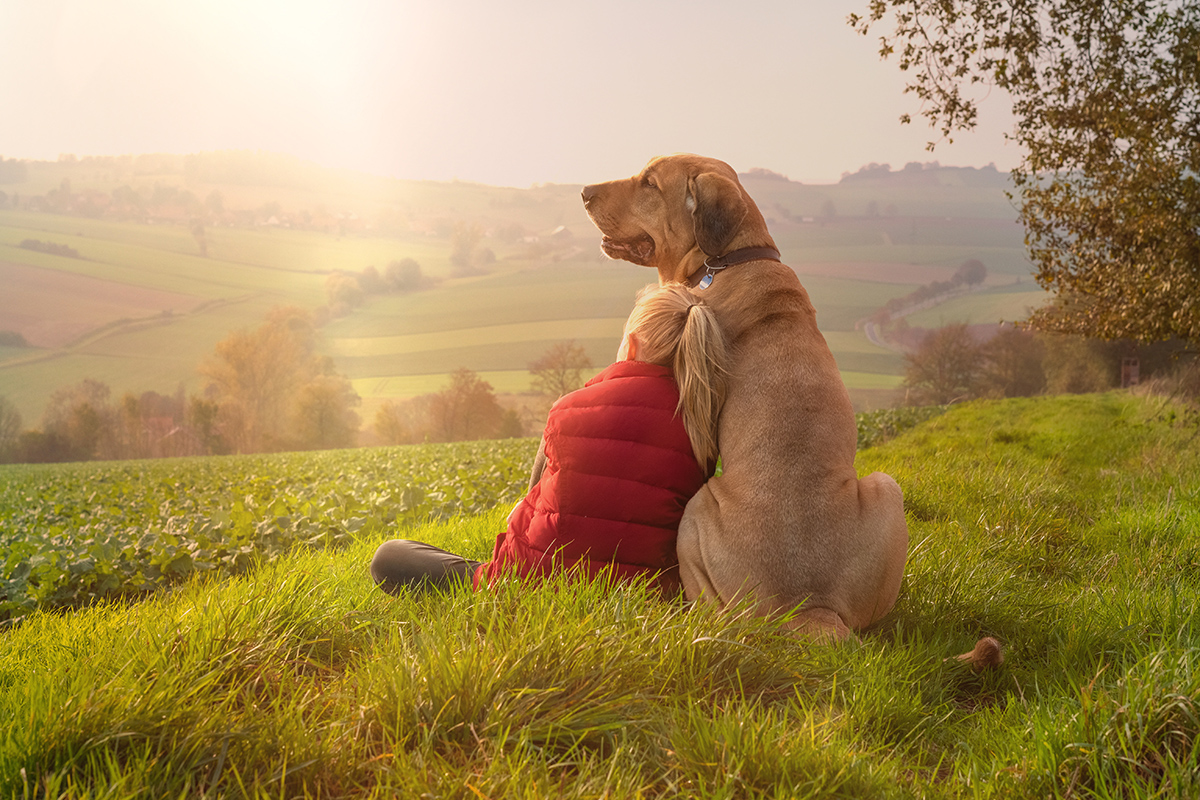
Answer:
552, 363, 681, 424
586, 359, 674, 386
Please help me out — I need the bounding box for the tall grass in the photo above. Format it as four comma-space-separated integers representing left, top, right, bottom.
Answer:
2, 392, 1197, 798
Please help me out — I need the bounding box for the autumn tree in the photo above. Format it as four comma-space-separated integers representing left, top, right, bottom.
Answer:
0, 395, 21, 460
497, 409, 525, 439
529, 340, 593, 400
852, 1, 1200, 347
373, 395, 436, 445
40, 378, 117, 460
199, 307, 360, 453
292, 374, 361, 449
428, 368, 504, 442
902, 323, 985, 405
979, 325, 1046, 398
325, 272, 364, 311
374, 400, 414, 446
357, 265, 385, 294
384, 258, 426, 292
1042, 335, 1113, 394
187, 396, 225, 455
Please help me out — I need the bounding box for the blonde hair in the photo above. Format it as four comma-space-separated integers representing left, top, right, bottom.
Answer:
622, 283, 729, 466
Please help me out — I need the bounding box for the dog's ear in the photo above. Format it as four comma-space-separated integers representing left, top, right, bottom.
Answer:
687, 172, 748, 256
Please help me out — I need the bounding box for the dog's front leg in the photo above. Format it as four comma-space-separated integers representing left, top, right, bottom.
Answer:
676, 487, 725, 606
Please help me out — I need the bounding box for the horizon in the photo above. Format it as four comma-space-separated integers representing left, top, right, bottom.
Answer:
1, 147, 1008, 189
0, 0, 1017, 189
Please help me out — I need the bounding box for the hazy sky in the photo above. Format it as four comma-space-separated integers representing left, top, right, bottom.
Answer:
0, 0, 1018, 187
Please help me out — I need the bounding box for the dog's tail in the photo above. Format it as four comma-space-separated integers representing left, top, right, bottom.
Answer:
949, 637, 1004, 671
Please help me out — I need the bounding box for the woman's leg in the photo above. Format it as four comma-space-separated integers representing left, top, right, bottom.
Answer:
370, 539, 481, 595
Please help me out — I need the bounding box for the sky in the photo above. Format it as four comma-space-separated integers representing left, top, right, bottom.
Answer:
0, 0, 1018, 188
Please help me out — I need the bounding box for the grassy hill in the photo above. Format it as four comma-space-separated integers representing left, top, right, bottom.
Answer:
0, 153, 1039, 426
1, 390, 1196, 797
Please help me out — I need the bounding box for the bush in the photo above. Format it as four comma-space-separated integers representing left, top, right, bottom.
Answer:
18, 239, 80, 258
1141, 359, 1200, 405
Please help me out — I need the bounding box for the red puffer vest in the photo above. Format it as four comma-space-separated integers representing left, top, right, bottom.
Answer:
475, 359, 708, 594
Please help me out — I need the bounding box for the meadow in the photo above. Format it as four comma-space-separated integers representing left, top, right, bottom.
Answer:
0, 157, 1035, 427
2, 390, 1197, 798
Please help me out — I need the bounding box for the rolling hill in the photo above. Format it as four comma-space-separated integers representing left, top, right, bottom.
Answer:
0, 153, 1041, 426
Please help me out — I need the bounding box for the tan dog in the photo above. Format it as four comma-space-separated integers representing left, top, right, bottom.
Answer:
582, 154, 909, 640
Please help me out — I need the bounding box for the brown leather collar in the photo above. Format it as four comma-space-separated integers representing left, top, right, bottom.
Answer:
687, 246, 782, 289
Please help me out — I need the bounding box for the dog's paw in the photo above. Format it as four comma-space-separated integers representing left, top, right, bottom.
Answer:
952, 636, 1004, 671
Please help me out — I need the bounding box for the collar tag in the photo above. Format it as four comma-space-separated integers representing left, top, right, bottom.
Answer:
697, 273, 714, 289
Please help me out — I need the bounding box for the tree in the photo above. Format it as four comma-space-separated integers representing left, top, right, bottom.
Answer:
190, 218, 208, 257
41, 378, 116, 460
902, 323, 985, 405
325, 272, 364, 310
979, 325, 1046, 397
358, 265, 385, 294
12, 431, 75, 464
292, 374, 361, 450
497, 409, 525, 439
373, 395, 436, 445
852, 1, 1200, 347
529, 340, 593, 400
953, 258, 987, 288
374, 400, 413, 445
450, 221, 486, 275
0, 395, 22, 460
199, 307, 326, 453
1042, 335, 1113, 394
428, 368, 504, 442
384, 258, 426, 292
187, 396, 225, 455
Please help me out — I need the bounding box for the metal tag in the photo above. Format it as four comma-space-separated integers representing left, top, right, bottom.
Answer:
697, 273, 713, 289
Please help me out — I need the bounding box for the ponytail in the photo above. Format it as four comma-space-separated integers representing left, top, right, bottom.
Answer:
623, 284, 729, 466
674, 299, 728, 466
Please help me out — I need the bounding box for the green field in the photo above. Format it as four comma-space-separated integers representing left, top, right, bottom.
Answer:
2, 391, 1197, 797
0, 157, 1038, 425
905, 282, 1051, 329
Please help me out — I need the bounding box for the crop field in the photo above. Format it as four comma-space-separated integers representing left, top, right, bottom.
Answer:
905, 283, 1051, 330
328, 318, 628, 359
0, 259, 203, 348
0, 161, 1041, 425
787, 241, 1033, 277
0, 437, 540, 621
2, 392, 1197, 797
353, 370, 552, 402
838, 370, 905, 390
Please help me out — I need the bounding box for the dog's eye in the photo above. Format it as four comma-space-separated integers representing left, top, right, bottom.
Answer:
641, 175, 657, 189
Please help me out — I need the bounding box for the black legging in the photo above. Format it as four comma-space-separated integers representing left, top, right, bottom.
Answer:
369, 539, 482, 595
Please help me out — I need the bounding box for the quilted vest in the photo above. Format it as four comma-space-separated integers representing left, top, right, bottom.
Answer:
476, 359, 707, 593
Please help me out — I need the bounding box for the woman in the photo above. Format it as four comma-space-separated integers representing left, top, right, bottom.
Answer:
370, 283, 728, 596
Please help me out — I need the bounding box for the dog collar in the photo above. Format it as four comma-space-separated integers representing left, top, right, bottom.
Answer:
688, 246, 782, 289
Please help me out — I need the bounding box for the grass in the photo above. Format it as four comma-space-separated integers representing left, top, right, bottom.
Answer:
2, 391, 1198, 797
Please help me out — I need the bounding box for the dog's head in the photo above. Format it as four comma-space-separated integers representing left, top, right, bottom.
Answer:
582, 154, 774, 284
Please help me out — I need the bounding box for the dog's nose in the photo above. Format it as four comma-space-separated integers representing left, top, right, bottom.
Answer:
581, 184, 599, 204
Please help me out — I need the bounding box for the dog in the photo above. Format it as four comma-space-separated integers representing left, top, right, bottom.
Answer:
582, 154, 910, 641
